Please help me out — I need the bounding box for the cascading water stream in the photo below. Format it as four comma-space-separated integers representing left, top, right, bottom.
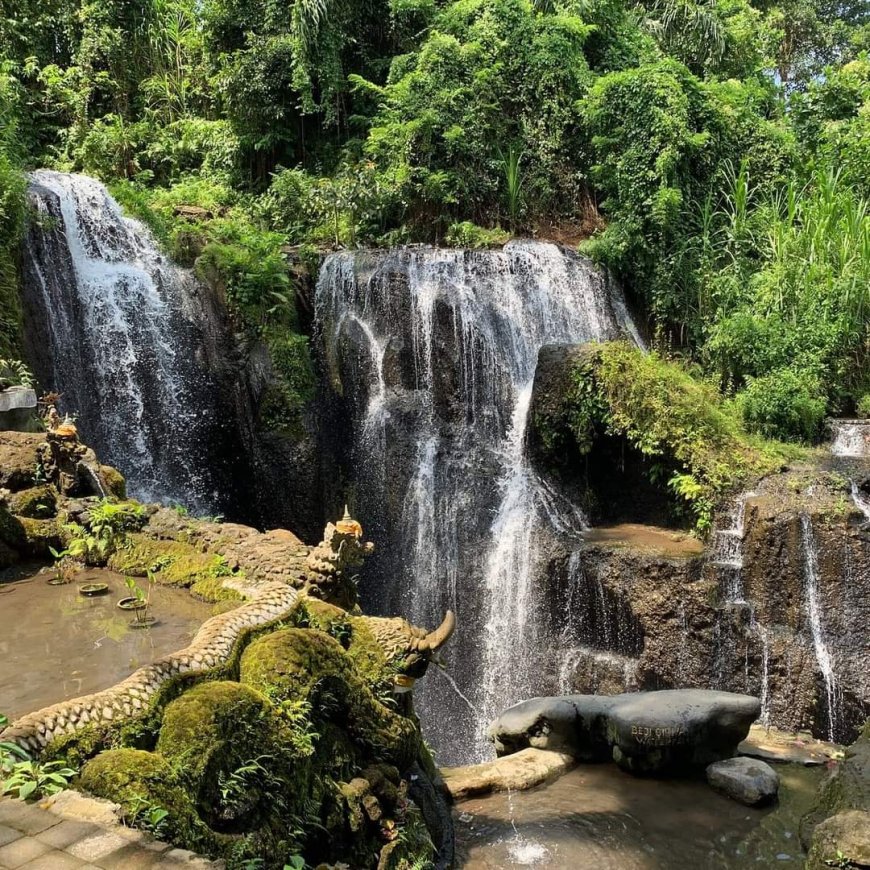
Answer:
316, 241, 640, 762
20, 171, 227, 511
799, 514, 839, 741
851, 481, 870, 521
829, 420, 870, 457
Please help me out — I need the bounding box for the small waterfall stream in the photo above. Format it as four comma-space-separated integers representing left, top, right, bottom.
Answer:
20, 171, 228, 511
799, 514, 839, 741
829, 419, 870, 457
316, 241, 640, 761
851, 481, 870, 521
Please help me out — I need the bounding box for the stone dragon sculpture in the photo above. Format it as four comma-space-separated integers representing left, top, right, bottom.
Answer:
0, 507, 456, 753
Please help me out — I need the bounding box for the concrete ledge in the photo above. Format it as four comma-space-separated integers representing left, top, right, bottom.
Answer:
0, 387, 37, 413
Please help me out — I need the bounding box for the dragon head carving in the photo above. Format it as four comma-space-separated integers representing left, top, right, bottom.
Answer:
357, 610, 456, 689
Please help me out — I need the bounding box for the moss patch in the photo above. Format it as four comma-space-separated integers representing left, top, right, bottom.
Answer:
109, 533, 216, 586
100, 465, 127, 499
80, 748, 215, 851
18, 517, 64, 555
534, 342, 803, 531
240, 629, 419, 770
0, 504, 26, 550
8, 485, 57, 519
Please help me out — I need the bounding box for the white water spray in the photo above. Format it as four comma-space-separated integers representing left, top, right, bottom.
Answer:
316, 241, 640, 761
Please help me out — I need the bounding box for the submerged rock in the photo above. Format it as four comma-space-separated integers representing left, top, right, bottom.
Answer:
488, 689, 760, 775
706, 756, 780, 805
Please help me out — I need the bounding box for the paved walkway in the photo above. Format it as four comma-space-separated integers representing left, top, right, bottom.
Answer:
0, 797, 222, 870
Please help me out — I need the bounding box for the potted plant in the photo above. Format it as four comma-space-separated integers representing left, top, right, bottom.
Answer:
124, 575, 157, 628
48, 546, 79, 586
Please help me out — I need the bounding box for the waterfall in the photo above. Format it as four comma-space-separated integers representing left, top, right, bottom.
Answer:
711, 491, 755, 603
799, 514, 838, 741
316, 241, 640, 762
20, 171, 228, 512
851, 481, 870, 521
829, 419, 870, 457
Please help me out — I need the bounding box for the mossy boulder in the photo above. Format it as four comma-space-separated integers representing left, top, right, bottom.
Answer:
0, 503, 26, 550
240, 629, 419, 770
17, 517, 64, 556
99, 465, 126, 499
158, 681, 276, 829
240, 627, 353, 703
80, 748, 213, 851
8, 485, 57, 518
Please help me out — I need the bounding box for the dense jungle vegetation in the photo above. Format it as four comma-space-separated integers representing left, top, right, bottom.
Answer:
0, 0, 868, 443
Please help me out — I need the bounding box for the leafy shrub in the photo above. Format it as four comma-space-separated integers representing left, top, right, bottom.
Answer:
857, 394, 870, 418
65, 500, 147, 564
739, 368, 828, 442
551, 342, 795, 530
0, 358, 33, 389
444, 221, 510, 248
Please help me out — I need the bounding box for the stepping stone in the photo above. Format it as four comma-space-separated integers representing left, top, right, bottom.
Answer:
706, 756, 780, 805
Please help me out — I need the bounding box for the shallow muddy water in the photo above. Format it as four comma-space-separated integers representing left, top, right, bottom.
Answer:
454, 762, 825, 869
0, 564, 222, 719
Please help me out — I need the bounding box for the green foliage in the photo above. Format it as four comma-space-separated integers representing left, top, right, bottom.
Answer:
1, 755, 77, 800
65, 500, 147, 564
0, 358, 33, 389
558, 343, 796, 530
443, 222, 510, 249
354, 0, 597, 232
739, 368, 828, 441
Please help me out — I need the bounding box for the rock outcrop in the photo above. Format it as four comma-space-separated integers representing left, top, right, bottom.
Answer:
706, 757, 780, 806
488, 689, 760, 774
800, 720, 870, 869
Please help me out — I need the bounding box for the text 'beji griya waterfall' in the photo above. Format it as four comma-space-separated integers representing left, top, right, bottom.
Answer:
315, 241, 642, 762
20, 171, 233, 513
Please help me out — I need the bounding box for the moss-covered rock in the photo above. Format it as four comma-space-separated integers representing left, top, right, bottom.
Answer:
801, 719, 870, 866
17, 516, 64, 556
109, 533, 216, 585
80, 748, 214, 851
240, 627, 353, 702
8, 485, 57, 519
0, 503, 26, 550
158, 681, 269, 785
100, 465, 126, 499
240, 629, 419, 770
157, 681, 278, 829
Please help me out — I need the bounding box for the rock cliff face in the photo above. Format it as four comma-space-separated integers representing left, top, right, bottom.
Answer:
528, 344, 870, 744
18, 171, 324, 538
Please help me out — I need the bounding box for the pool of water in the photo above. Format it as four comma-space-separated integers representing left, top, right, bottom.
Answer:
454, 762, 825, 869
0, 564, 225, 719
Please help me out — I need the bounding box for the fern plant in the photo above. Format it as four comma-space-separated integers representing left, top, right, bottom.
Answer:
0, 357, 33, 390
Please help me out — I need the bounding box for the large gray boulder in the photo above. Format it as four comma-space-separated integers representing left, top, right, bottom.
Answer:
706, 756, 780, 805
488, 689, 761, 775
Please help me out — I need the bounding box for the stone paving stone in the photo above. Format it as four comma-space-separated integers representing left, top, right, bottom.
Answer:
66, 832, 130, 863
96, 842, 165, 869
17, 849, 85, 869
0, 824, 21, 847
34, 819, 99, 850
0, 836, 51, 868
0, 804, 58, 835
